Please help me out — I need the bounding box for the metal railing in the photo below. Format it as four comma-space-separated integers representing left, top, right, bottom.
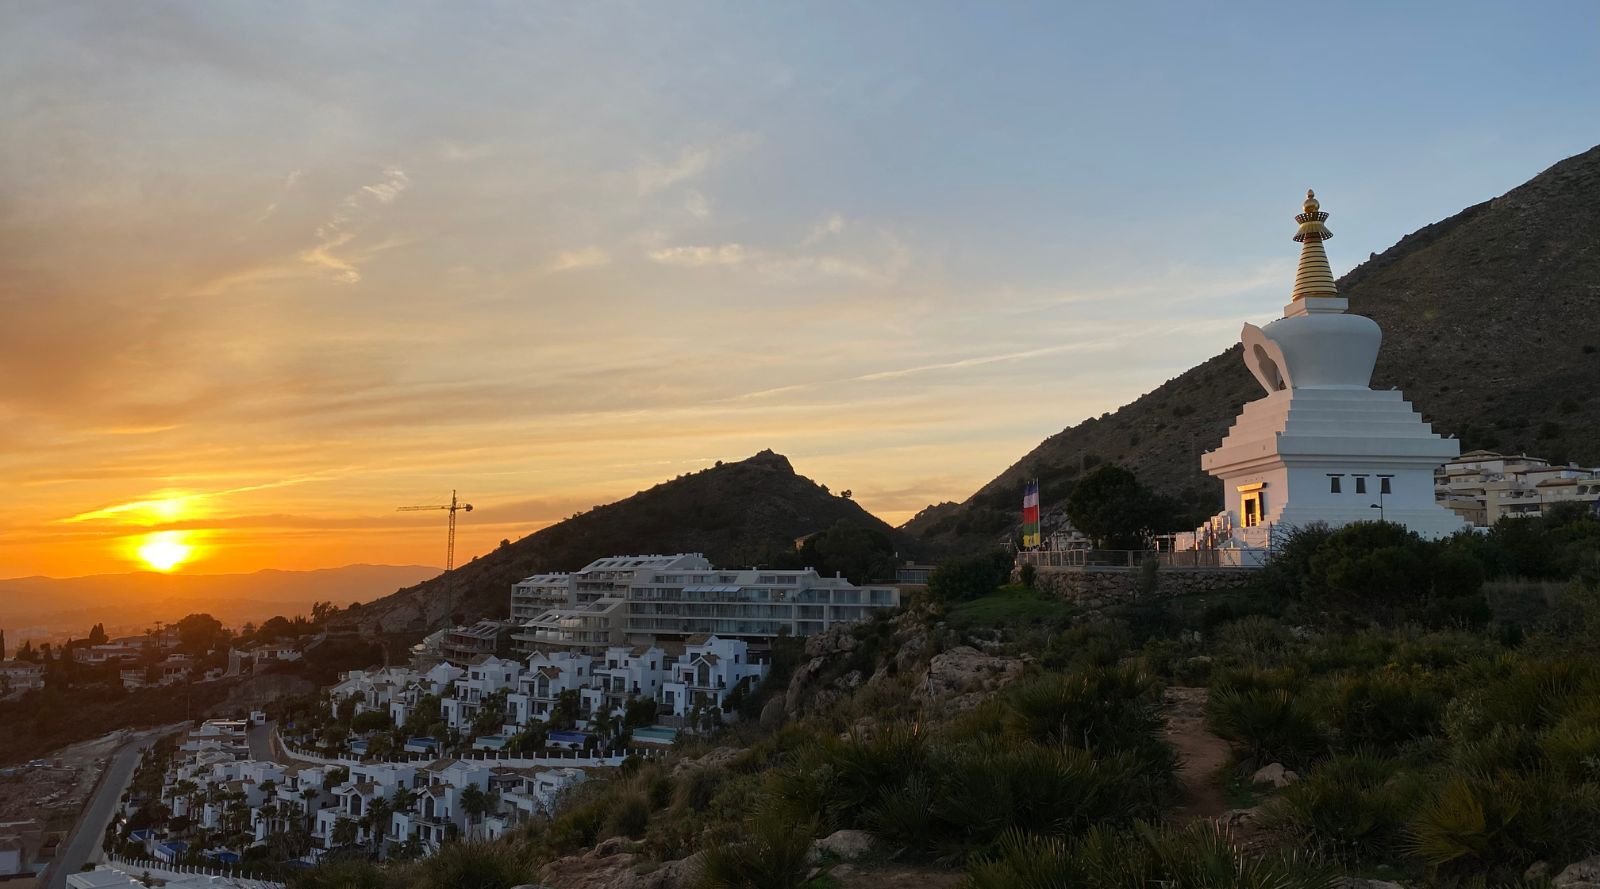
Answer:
1016, 548, 1267, 570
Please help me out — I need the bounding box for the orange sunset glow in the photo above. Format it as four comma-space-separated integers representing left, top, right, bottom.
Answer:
5, 4, 1591, 582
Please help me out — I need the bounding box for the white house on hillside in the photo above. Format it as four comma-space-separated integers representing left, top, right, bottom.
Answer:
660, 636, 766, 718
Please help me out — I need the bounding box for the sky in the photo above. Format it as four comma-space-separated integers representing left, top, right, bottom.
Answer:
3, 1, 1597, 578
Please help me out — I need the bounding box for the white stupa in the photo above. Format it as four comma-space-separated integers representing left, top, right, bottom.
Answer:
1196, 190, 1467, 551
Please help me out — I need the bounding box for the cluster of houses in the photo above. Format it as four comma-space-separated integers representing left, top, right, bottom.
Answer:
1436, 450, 1600, 526
0, 660, 44, 697
118, 718, 587, 870
333, 633, 767, 753
110, 552, 908, 872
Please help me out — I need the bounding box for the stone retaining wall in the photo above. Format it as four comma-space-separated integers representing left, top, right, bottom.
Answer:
1027, 565, 1254, 609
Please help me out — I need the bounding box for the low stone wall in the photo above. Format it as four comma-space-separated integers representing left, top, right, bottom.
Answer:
1028, 565, 1254, 609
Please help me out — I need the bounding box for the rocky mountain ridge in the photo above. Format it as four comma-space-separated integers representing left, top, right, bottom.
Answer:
907, 144, 1600, 550
355, 450, 912, 633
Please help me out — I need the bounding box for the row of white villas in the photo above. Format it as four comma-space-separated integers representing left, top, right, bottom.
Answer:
510, 553, 901, 655
350, 635, 767, 737
147, 719, 585, 865
1435, 450, 1600, 525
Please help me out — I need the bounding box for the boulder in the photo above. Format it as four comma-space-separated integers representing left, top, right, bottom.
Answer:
669, 746, 741, 777
784, 656, 830, 714
915, 646, 1025, 714
1556, 854, 1600, 887
759, 696, 787, 729
1251, 762, 1299, 788
811, 829, 877, 862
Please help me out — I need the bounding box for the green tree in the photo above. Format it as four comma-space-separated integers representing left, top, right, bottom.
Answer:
350, 709, 390, 734
798, 521, 898, 584
1065, 464, 1174, 549
361, 795, 393, 853
87, 623, 108, 645
928, 550, 1013, 604
330, 816, 358, 848
175, 613, 224, 654
459, 784, 496, 840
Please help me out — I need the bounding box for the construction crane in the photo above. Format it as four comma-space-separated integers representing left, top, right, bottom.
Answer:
397, 489, 474, 572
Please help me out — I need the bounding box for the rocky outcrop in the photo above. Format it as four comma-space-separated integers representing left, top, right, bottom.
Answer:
1555, 854, 1600, 888
811, 829, 877, 862
536, 842, 703, 889
1250, 762, 1300, 788
915, 646, 1025, 714
668, 746, 741, 777
782, 610, 938, 719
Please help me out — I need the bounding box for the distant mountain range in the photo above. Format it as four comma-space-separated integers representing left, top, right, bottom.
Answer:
904, 143, 1600, 551
0, 564, 439, 642
354, 450, 911, 633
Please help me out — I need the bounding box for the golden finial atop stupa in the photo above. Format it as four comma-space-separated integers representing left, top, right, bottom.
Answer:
1291, 188, 1337, 300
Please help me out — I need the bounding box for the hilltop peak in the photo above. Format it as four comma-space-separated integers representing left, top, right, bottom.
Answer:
357, 450, 905, 633
909, 143, 1600, 550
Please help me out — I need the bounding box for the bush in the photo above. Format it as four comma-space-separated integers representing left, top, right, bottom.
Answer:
602, 790, 651, 840
770, 725, 1166, 861
997, 666, 1169, 763
406, 840, 535, 889
1278, 752, 1420, 858
1207, 687, 1325, 769
928, 551, 1014, 604
697, 808, 813, 889
966, 822, 1339, 889
1325, 672, 1442, 751
287, 859, 396, 889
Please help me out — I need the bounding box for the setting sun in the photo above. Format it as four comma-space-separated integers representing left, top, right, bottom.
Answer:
137, 531, 193, 572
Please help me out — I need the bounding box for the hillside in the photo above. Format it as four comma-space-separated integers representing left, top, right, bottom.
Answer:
0, 564, 437, 642
908, 144, 1600, 549
356, 450, 911, 632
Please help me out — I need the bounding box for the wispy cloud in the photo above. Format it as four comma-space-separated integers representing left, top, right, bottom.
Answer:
683, 190, 711, 219
633, 134, 758, 196
546, 247, 611, 273
648, 244, 747, 266
803, 213, 846, 245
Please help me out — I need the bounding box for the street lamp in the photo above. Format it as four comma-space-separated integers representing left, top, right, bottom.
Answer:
1369, 489, 1385, 522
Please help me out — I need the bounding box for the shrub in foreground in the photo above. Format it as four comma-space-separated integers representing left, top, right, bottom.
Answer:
965, 822, 1339, 889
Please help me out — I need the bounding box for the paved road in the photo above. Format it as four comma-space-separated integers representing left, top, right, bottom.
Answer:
248, 721, 291, 764
45, 730, 164, 889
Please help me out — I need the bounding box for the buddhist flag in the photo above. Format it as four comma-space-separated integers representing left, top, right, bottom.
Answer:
1022, 480, 1041, 549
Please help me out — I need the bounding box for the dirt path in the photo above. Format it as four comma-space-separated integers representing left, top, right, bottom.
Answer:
1161, 686, 1231, 821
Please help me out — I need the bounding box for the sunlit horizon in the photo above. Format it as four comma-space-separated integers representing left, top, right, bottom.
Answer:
5, 2, 1597, 579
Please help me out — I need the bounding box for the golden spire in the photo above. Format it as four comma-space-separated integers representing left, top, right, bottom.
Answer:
1291, 189, 1337, 300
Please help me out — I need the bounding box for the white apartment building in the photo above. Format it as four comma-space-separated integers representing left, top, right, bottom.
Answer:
511, 572, 575, 621
486, 767, 586, 837
511, 598, 626, 656
626, 566, 899, 643
388, 663, 464, 729
507, 651, 593, 725
1436, 450, 1600, 525
441, 656, 522, 732
583, 645, 669, 718
660, 636, 768, 718
329, 667, 419, 718
510, 553, 901, 656
575, 554, 713, 605
0, 661, 44, 694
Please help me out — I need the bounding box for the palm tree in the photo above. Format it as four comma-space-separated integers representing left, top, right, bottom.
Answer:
298, 787, 319, 831
362, 795, 393, 855
331, 816, 358, 849
459, 785, 488, 840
